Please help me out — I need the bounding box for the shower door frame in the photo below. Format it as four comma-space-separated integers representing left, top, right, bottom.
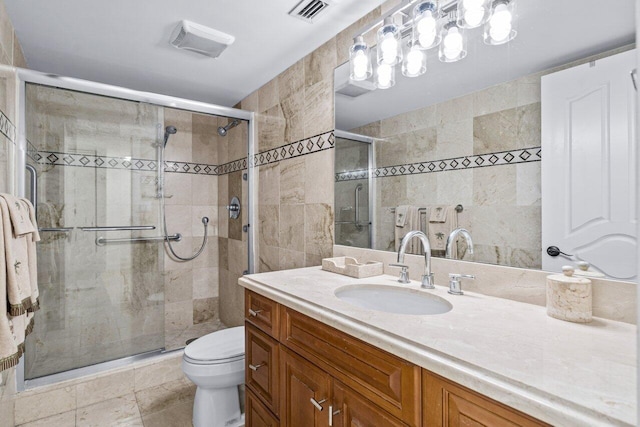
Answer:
334, 129, 375, 249
14, 68, 257, 391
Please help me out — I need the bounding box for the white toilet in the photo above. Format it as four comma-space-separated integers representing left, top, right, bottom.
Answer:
182, 326, 246, 427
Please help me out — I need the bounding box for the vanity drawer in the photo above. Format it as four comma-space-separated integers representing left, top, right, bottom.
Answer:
246, 322, 280, 416
245, 289, 280, 337
279, 306, 421, 426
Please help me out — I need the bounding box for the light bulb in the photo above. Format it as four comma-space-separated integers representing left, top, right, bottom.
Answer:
443, 27, 463, 59
380, 34, 398, 64
416, 13, 437, 48
417, 11, 436, 33
352, 51, 369, 79
406, 49, 423, 75
489, 4, 512, 42
377, 63, 393, 88
464, 7, 485, 27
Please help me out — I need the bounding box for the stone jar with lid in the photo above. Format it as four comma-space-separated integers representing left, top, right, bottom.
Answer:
546, 266, 593, 323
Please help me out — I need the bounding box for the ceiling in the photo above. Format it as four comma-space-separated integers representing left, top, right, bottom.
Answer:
5, 0, 384, 107
335, 0, 637, 130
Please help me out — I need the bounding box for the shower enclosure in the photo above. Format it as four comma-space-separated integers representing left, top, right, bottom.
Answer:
15, 70, 255, 388
334, 130, 374, 248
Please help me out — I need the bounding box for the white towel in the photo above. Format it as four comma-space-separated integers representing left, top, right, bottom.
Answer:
0, 194, 40, 315
395, 206, 424, 254
428, 205, 458, 254
0, 194, 39, 372
395, 205, 409, 227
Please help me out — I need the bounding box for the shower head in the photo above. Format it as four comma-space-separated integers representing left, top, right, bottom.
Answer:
163, 126, 177, 147
217, 120, 240, 137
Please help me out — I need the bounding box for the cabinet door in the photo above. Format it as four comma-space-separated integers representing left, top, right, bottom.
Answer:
331, 381, 407, 427
247, 389, 280, 427
423, 371, 549, 427
280, 346, 331, 427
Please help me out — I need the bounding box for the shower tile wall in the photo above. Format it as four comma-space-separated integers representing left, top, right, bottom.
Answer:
0, 0, 27, 423
217, 117, 249, 328
163, 108, 223, 349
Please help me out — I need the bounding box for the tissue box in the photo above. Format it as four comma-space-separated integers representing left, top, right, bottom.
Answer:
321, 256, 383, 278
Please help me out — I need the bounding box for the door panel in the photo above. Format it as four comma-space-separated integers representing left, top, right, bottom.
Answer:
542, 49, 637, 279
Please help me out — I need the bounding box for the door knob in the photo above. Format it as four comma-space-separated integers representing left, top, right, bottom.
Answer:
546, 246, 573, 257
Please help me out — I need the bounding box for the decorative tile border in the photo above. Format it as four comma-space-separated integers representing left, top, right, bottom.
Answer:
25, 130, 336, 176
336, 169, 369, 181
253, 131, 334, 167
0, 109, 16, 143
29, 150, 219, 176
335, 147, 541, 181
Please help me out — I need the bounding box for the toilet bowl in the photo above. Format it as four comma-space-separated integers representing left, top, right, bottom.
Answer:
182, 326, 245, 427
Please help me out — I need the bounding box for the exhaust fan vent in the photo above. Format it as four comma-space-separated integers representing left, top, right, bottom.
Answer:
289, 0, 330, 23
169, 20, 235, 58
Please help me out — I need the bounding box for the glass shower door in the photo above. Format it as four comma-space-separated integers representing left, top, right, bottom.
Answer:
24, 83, 165, 379
334, 134, 372, 248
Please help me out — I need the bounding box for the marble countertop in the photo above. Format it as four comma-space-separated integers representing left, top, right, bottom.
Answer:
239, 267, 637, 427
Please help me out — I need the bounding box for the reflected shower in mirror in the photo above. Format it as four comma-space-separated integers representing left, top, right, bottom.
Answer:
334, 0, 636, 279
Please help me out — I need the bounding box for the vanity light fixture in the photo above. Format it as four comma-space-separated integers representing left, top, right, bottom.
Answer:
457, 0, 490, 29
402, 42, 427, 77
376, 62, 396, 89
349, 36, 373, 81
377, 17, 403, 66
484, 0, 517, 45
439, 17, 467, 62
412, 1, 441, 49
347, 0, 518, 89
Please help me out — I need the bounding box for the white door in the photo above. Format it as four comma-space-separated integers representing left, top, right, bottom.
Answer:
542, 49, 637, 280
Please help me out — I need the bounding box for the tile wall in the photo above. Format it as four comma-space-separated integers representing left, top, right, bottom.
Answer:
238, 3, 391, 277
349, 75, 543, 269
0, 0, 27, 424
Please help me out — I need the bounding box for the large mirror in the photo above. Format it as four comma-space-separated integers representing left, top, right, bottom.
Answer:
334, 0, 636, 280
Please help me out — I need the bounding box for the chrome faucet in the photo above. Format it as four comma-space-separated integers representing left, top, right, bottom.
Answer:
445, 228, 474, 259
392, 230, 434, 289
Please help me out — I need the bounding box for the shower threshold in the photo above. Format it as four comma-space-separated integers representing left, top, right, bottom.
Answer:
19, 347, 183, 391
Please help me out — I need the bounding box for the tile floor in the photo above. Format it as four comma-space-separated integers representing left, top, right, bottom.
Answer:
15, 353, 197, 427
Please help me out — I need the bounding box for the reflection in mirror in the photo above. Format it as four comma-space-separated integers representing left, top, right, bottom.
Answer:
333, 1, 636, 279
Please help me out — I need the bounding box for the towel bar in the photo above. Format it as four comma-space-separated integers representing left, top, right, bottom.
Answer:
80, 225, 156, 232
95, 233, 181, 246
39, 227, 74, 233
390, 204, 463, 213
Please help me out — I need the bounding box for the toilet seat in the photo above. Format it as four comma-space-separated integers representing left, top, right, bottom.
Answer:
184, 326, 245, 365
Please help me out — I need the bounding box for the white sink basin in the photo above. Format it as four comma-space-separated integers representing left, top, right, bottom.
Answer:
334, 284, 452, 315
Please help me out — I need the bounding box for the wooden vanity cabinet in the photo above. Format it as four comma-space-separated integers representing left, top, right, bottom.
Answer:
244, 289, 549, 427
423, 371, 551, 427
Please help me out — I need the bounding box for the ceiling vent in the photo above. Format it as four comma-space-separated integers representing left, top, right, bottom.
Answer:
289, 0, 330, 23
169, 20, 235, 58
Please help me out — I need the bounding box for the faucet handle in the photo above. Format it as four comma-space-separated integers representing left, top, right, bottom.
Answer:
448, 273, 475, 295
389, 263, 410, 284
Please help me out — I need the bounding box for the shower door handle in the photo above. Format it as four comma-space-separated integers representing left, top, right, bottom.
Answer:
354, 184, 363, 230
25, 164, 37, 217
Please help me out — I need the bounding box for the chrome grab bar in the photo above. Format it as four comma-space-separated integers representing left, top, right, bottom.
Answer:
96, 233, 181, 246
25, 164, 37, 217
39, 227, 74, 233
80, 225, 156, 232
354, 184, 363, 230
